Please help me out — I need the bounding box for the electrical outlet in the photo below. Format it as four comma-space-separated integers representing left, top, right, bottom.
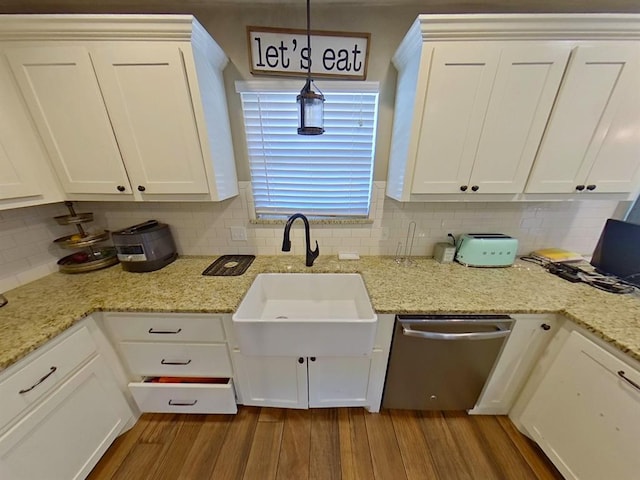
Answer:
230, 226, 247, 241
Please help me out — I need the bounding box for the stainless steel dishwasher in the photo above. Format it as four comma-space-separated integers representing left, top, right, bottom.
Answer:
382, 314, 513, 410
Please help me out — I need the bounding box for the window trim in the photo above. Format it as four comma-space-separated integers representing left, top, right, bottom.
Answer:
236, 80, 380, 221
235, 80, 380, 94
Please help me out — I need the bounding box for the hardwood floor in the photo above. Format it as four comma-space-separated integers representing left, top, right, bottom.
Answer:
88, 407, 563, 480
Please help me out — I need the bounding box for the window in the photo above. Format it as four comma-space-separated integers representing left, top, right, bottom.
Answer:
236, 80, 379, 219
627, 194, 640, 225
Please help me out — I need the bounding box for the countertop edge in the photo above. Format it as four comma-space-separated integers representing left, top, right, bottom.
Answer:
1, 256, 639, 371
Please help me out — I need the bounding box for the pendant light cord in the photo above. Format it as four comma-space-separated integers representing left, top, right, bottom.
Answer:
297, 0, 324, 136
306, 0, 311, 79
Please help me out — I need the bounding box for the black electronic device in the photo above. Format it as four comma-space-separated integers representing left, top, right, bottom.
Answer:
590, 219, 640, 288
546, 262, 582, 283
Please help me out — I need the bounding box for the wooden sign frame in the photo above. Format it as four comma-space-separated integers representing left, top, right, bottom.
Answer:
247, 26, 370, 80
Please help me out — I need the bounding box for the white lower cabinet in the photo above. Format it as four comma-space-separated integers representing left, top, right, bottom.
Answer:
102, 312, 237, 414
0, 326, 133, 480
232, 354, 373, 410
232, 354, 308, 409
232, 314, 395, 412
308, 356, 372, 408
0, 357, 128, 480
129, 378, 237, 414
470, 314, 561, 414
118, 341, 232, 378
0, 327, 97, 429
518, 329, 640, 480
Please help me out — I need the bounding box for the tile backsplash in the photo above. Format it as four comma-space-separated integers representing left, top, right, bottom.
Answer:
0, 181, 625, 291
0, 202, 72, 292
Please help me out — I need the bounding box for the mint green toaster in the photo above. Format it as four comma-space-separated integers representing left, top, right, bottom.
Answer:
455, 234, 518, 267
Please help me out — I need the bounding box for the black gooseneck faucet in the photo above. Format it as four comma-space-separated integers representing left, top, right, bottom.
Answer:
282, 213, 319, 267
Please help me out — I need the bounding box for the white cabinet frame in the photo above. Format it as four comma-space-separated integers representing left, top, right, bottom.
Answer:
0, 14, 239, 203
387, 14, 640, 202
230, 314, 395, 413
516, 327, 640, 480
6, 46, 133, 196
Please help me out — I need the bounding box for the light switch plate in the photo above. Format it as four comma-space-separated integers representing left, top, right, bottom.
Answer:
230, 226, 247, 241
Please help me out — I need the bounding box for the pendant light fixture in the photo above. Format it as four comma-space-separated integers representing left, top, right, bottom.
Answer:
297, 0, 324, 135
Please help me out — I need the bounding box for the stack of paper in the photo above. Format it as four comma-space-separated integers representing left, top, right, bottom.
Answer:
530, 248, 584, 263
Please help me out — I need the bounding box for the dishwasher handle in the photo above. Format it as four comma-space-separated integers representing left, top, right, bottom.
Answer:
400, 320, 511, 341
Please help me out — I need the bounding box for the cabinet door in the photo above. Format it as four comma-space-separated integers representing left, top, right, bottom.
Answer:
519, 331, 640, 480
582, 55, 640, 193
471, 315, 559, 415
91, 45, 209, 195
232, 353, 308, 409
6, 46, 132, 195
526, 45, 640, 194
469, 46, 570, 193
0, 355, 130, 480
0, 140, 38, 200
0, 57, 42, 200
412, 45, 500, 194
308, 356, 371, 408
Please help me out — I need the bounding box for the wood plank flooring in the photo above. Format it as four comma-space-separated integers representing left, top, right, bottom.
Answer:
88, 407, 563, 480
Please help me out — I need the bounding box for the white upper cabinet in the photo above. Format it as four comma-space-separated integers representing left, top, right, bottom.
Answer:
470, 47, 572, 194
6, 46, 133, 195
411, 44, 569, 195
90, 44, 210, 195
0, 63, 41, 199
525, 45, 640, 194
388, 15, 640, 201
0, 55, 62, 206
0, 15, 238, 202
411, 45, 500, 194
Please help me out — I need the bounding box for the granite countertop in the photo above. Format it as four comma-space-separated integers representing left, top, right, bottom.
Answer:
1, 255, 639, 371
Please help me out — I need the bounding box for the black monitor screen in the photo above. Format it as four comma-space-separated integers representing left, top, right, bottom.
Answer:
590, 219, 640, 287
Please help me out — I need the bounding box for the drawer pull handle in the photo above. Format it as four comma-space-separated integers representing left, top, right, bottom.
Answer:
161, 359, 192, 365
19, 366, 57, 394
618, 370, 640, 392
148, 328, 182, 335
168, 399, 198, 406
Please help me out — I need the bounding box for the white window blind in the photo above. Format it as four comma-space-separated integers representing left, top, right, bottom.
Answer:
237, 81, 378, 218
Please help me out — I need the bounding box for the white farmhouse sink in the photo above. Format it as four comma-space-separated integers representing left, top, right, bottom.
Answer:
232, 273, 377, 356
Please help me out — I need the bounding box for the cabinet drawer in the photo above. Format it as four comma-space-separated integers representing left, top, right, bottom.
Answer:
0, 355, 129, 480
119, 342, 232, 377
129, 378, 237, 414
103, 313, 225, 343
0, 327, 96, 430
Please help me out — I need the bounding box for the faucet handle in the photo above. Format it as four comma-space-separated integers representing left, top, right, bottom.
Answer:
306, 240, 320, 266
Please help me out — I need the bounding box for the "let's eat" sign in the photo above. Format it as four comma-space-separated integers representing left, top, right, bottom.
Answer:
247, 26, 370, 80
